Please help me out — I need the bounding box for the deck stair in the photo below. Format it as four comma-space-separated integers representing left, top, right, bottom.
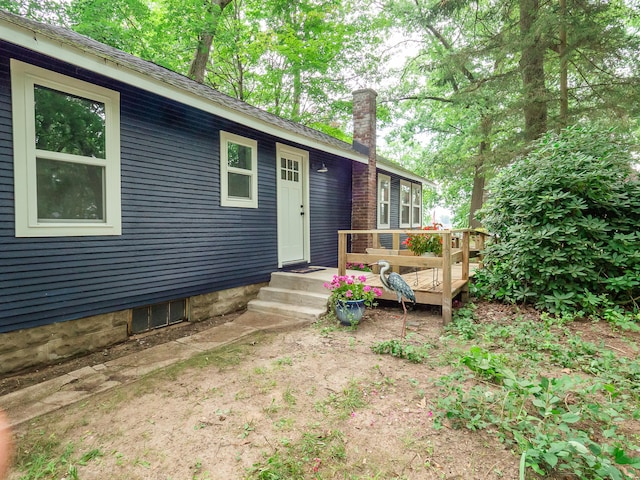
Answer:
247, 271, 330, 321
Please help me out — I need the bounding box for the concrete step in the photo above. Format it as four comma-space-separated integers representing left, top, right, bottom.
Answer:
257, 287, 329, 309
246, 299, 326, 321
268, 272, 329, 294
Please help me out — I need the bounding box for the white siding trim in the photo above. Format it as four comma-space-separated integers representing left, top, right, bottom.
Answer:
377, 174, 391, 229
399, 180, 411, 228
220, 131, 258, 208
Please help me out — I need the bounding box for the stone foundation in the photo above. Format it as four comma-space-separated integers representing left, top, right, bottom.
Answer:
190, 283, 265, 322
0, 311, 129, 375
0, 283, 266, 375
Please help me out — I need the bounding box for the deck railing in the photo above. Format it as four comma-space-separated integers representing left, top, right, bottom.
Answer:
337, 229, 487, 324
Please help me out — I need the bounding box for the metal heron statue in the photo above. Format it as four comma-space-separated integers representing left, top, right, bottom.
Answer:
373, 260, 416, 338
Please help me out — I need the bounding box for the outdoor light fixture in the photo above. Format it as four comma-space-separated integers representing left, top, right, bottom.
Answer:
317, 163, 328, 173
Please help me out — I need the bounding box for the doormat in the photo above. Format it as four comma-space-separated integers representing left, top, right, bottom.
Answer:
283, 266, 326, 274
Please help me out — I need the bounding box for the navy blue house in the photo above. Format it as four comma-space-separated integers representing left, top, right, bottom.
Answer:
0, 10, 431, 373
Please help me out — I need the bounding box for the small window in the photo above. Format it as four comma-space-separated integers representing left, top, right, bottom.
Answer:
411, 183, 422, 227
220, 131, 258, 208
377, 174, 391, 229
11, 60, 121, 237
400, 180, 411, 228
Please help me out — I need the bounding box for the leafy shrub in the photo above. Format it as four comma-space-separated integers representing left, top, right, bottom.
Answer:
477, 125, 640, 314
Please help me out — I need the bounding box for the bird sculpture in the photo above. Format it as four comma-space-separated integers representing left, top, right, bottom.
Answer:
374, 260, 416, 338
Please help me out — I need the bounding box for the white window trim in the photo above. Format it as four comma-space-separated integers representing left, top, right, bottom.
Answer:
411, 183, 422, 228
11, 59, 121, 237
220, 131, 258, 208
377, 174, 391, 229
399, 180, 411, 228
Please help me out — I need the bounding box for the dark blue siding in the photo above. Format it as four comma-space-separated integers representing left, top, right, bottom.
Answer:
0, 43, 350, 333
309, 152, 352, 266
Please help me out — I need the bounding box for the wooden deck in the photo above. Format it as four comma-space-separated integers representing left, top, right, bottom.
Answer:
338, 229, 487, 325
364, 263, 479, 307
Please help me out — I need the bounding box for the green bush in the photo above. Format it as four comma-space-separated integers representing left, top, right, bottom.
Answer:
477, 125, 640, 314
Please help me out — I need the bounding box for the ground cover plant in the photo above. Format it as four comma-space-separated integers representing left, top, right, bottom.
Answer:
5, 302, 640, 480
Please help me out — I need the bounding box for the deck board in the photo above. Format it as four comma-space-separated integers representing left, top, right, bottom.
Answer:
365, 264, 478, 306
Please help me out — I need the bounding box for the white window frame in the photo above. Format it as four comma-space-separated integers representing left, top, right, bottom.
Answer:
399, 180, 411, 228
11, 59, 121, 237
377, 174, 391, 229
220, 131, 258, 208
411, 183, 422, 227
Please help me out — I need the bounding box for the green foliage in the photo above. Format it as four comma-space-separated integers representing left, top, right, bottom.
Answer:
382, 0, 640, 222
477, 125, 640, 313
370, 339, 433, 363
435, 312, 640, 479
445, 303, 478, 340
460, 346, 514, 384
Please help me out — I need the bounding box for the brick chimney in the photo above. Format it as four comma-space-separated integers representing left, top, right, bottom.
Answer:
351, 88, 378, 253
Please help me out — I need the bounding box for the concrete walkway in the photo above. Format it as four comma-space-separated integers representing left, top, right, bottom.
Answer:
0, 311, 311, 429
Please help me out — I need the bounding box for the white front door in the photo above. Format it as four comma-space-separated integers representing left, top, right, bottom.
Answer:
277, 143, 309, 266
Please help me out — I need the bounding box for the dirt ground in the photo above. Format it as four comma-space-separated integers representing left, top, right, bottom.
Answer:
3, 303, 522, 480
4, 302, 637, 479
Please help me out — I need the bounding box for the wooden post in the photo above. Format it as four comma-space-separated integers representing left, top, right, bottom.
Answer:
392, 232, 400, 273
338, 231, 347, 276
442, 231, 452, 325
462, 230, 470, 281
372, 232, 380, 248
475, 230, 486, 269
461, 230, 470, 303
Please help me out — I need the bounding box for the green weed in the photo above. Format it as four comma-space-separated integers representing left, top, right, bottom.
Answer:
370, 339, 432, 363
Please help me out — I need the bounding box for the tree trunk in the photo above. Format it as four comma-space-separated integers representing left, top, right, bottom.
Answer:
519, 0, 547, 141
559, 0, 568, 127
469, 115, 492, 228
187, 0, 232, 84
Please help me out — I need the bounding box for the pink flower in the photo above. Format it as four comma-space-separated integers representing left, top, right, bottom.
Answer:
363, 285, 372, 292
345, 290, 353, 298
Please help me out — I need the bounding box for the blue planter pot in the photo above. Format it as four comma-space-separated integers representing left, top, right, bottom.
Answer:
335, 299, 366, 326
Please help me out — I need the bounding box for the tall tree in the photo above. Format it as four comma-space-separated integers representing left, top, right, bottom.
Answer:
187, 0, 232, 83
382, 0, 640, 226
519, 0, 548, 140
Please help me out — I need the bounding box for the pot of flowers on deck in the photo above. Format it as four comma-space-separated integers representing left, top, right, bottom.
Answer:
402, 223, 444, 256
324, 274, 383, 326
